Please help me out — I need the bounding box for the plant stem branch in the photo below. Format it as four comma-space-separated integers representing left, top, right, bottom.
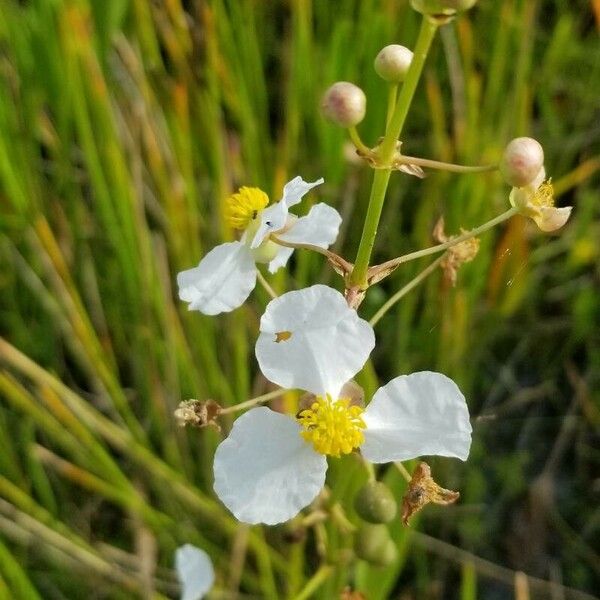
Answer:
291, 565, 333, 600
271, 235, 353, 273
374, 207, 518, 274
256, 270, 277, 299
369, 255, 444, 327
386, 83, 398, 127
396, 155, 498, 174
395, 462, 413, 483
348, 126, 371, 156
219, 389, 286, 415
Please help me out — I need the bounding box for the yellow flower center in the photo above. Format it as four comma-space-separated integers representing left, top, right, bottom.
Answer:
297, 395, 366, 457
224, 187, 269, 230
531, 180, 554, 209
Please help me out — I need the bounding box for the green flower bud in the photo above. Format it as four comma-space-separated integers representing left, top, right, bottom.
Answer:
376, 539, 398, 567
410, 0, 478, 16
354, 524, 397, 567
500, 137, 545, 188
321, 82, 366, 128
251, 239, 279, 264
374, 45, 413, 83
354, 481, 397, 524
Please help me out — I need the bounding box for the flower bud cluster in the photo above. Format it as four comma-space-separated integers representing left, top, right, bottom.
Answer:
353, 481, 398, 566
320, 44, 413, 129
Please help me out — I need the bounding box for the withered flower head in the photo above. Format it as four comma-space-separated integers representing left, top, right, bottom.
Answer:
433, 217, 480, 286
174, 399, 222, 431
340, 587, 367, 600
401, 462, 460, 525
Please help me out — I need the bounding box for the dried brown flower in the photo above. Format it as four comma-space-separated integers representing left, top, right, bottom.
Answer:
174, 399, 222, 431
340, 586, 367, 600
433, 217, 480, 286
401, 462, 460, 525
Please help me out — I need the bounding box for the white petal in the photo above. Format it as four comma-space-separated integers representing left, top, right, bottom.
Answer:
250, 201, 289, 249
509, 187, 530, 210
250, 177, 324, 249
534, 206, 572, 232
177, 242, 257, 315
213, 407, 327, 525
256, 285, 375, 397
175, 544, 214, 600
361, 371, 472, 463
530, 165, 546, 190
280, 176, 324, 209
277, 203, 342, 249
268, 245, 295, 273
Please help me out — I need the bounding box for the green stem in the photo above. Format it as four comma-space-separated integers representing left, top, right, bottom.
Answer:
369, 255, 445, 327
349, 17, 439, 287
348, 169, 391, 288
396, 155, 498, 174
380, 18, 440, 162
291, 565, 333, 600
271, 235, 353, 273
386, 83, 398, 127
395, 462, 413, 483
374, 207, 518, 274
219, 389, 286, 415
256, 270, 278, 299
348, 126, 371, 156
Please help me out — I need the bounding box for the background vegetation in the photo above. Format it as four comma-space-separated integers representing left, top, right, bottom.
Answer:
0, 0, 598, 598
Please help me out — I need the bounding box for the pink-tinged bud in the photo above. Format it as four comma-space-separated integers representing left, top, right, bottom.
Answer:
410, 0, 478, 15
374, 45, 413, 83
321, 82, 366, 128
500, 137, 545, 188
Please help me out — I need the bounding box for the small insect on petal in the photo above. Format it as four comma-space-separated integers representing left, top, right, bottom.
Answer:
401, 462, 459, 525
275, 330, 292, 343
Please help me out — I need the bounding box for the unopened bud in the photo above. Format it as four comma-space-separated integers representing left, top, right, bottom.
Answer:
374, 45, 413, 83
354, 481, 397, 524
410, 0, 478, 15
500, 137, 545, 188
354, 524, 397, 567
321, 82, 366, 128
251, 240, 280, 264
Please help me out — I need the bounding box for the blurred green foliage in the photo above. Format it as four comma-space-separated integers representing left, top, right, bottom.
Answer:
0, 0, 598, 598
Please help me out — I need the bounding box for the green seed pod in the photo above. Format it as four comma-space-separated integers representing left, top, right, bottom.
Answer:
355, 524, 387, 560
321, 82, 366, 128
251, 239, 279, 264
354, 481, 397, 524
374, 539, 398, 567
410, 0, 478, 16
374, 45, 413, 83
354, 524, 394, 565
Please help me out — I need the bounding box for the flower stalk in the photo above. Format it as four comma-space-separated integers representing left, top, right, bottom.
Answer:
349, 16, 439, 288
394, 155, 498, 174
369, 255, 445, 327
369, 206, 518, 279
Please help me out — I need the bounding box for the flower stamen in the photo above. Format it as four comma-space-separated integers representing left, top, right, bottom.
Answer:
531, 180, 554, 209
224, 187, 269, 230
297, 395, 366, 457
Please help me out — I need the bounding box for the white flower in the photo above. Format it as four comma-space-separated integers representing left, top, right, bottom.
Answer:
177, 177, 341, 315
213, 285, 472, 525
509, 166, 572, 232
175, 544, 214, 600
